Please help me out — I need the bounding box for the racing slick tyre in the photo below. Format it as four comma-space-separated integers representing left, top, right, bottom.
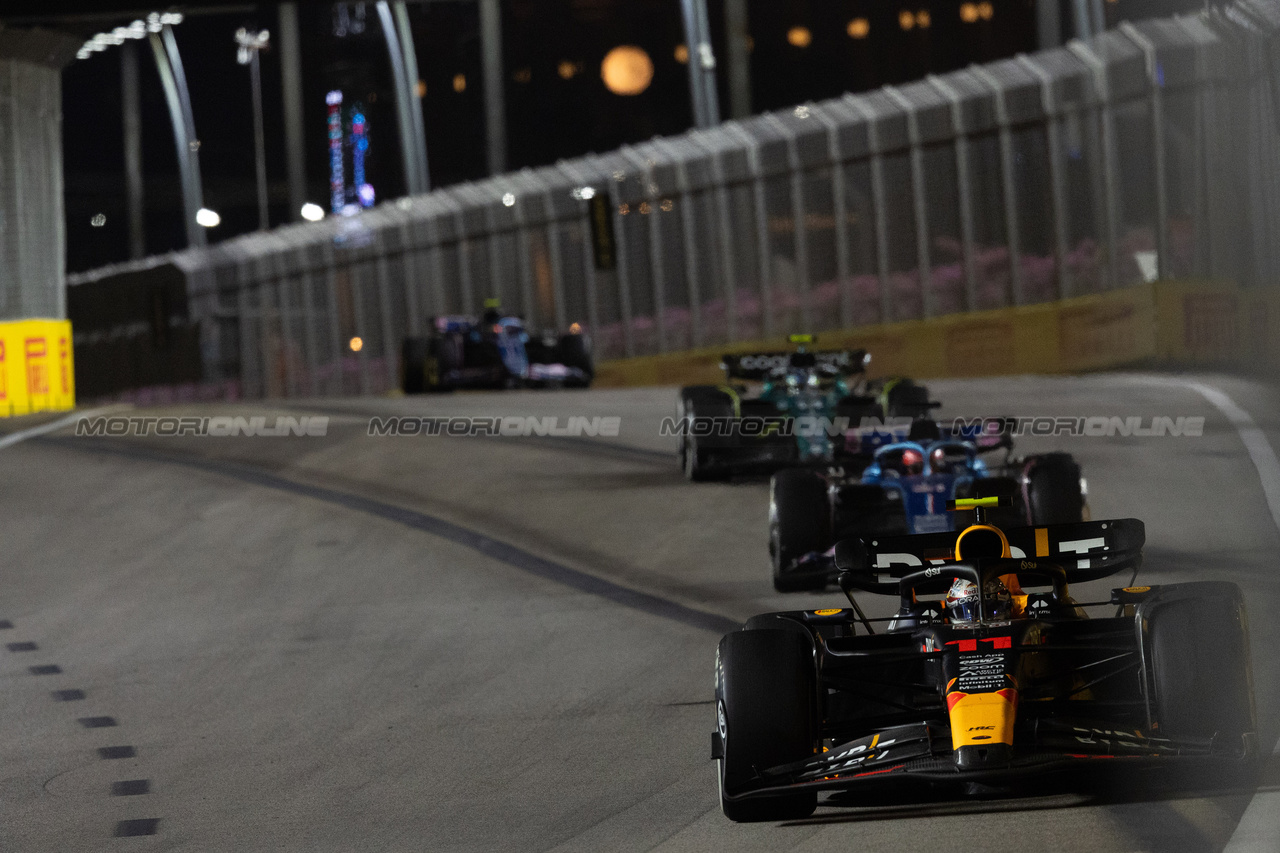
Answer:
716, 629, 818, 822
770, 469, 830, 592
678, 386, 733, 482
884, 379, 935, 420
1025, 453, 1086, 525
401, 337, 451, 394
1148, 585, 1256, 754
556, 333, 594, 388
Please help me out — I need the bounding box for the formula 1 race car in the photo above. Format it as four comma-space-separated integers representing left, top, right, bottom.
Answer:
676, 336, 937, 481
402, 300, 593, 392
769, 420, 1087, 591
715, 500, 1257, 822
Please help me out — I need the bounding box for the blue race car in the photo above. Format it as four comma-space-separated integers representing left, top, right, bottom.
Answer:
768, 420, 1088, 591
402, 300, 593, 392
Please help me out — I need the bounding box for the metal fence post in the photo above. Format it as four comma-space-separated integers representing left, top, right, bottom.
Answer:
692, 133, 741, 343
538, 179, 570, 331
556, 161, 603, 341
884, 87, 935, 317
298, 267, 322, 396
1119, 23, 1170, 280
765, 113, 813, 333
655, 138, 704, 348
623, 148, 667, 352
236, 274, 258, 399
1068, 40, 1123, 290
724, 123, 773, 339
398, 218, 423, 336
928, 75, 979, 311
1018, 55, 1073, 299
845, 95, 893, 324
812, 107, 854, 328
608, 169, 636, 357
324, 251, 345, 395
971, 65, 1026, 305
375, 251, 399, 391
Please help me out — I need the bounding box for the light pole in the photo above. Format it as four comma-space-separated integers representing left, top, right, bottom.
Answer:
236, 27, 271, 231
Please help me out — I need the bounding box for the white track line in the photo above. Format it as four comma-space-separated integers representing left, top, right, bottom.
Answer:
0, 406, 123, 451
1183, 381, 1280, 536
1180, 381, 1280, 852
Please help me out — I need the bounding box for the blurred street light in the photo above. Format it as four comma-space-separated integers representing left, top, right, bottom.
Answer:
196, 208, 221, 227
300, 202, 325, 222
235, 27, 271, 231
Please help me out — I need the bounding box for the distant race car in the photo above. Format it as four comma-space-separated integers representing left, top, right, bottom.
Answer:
676, 335, 938, 481
715, 501, 1258, 822
769, 420, 1087, 591
402, 300, 593, 392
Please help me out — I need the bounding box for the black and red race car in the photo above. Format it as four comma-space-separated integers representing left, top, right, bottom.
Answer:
714, 499, 1257, 822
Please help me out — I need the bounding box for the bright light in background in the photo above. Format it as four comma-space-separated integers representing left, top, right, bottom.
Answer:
196, 208, 221, 228
453, 73, 467, 93
847, 18, 871, 38
502, 193, 516, 207
571, 186, 597, 201
301, 203, 325, 222
90, 214, 106, 227
77, 12, 182, 60
557, 61, 578, 80
601, 46, 654, 96
787, 26, 813, 48
899, 10, 916, 30
358, 184, 376, 206
349, 337, 364, 352
978, 2, 994, 18
916, 10, 932, 27
674, 44, 689, 64
960, 3, 979, 22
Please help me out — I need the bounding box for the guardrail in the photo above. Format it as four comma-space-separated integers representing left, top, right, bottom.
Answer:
67, 0, 1280, 401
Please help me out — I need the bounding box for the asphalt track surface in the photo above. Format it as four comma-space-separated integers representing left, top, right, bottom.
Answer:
1, 372, 1277, 852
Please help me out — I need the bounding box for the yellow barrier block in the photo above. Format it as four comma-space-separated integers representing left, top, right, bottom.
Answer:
0, 319, 75, 417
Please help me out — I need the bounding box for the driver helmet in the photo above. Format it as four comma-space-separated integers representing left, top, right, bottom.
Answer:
945, 578, 1013, 623
900, 447, 924, 475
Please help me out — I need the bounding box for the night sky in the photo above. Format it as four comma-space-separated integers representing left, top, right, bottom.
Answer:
54, 0, 1053, 274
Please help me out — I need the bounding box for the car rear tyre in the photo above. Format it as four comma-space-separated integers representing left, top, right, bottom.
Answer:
401, 337, 451, 394
557, 333, 594, 387
1025, 453, 1085, 525
717, 629, 818, 822
771, 469, 830, 592
884, 379, 934, 420
679, 387, 732, 482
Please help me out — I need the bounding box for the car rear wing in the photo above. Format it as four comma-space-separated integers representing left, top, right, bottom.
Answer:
834, 518, 1145, 594
721, 349, 869, 381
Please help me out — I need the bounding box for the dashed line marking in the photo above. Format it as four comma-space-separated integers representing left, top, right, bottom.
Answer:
6, 642, 38, 652
78, 716, 117, 728
111, 780, 150, 797
52, 689, 86, 702
113, 819, 159, 837
98, 746, 136, 760
29, 665, 61, 675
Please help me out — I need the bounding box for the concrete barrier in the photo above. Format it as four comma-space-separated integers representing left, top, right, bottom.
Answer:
593, 282, 1279, 388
